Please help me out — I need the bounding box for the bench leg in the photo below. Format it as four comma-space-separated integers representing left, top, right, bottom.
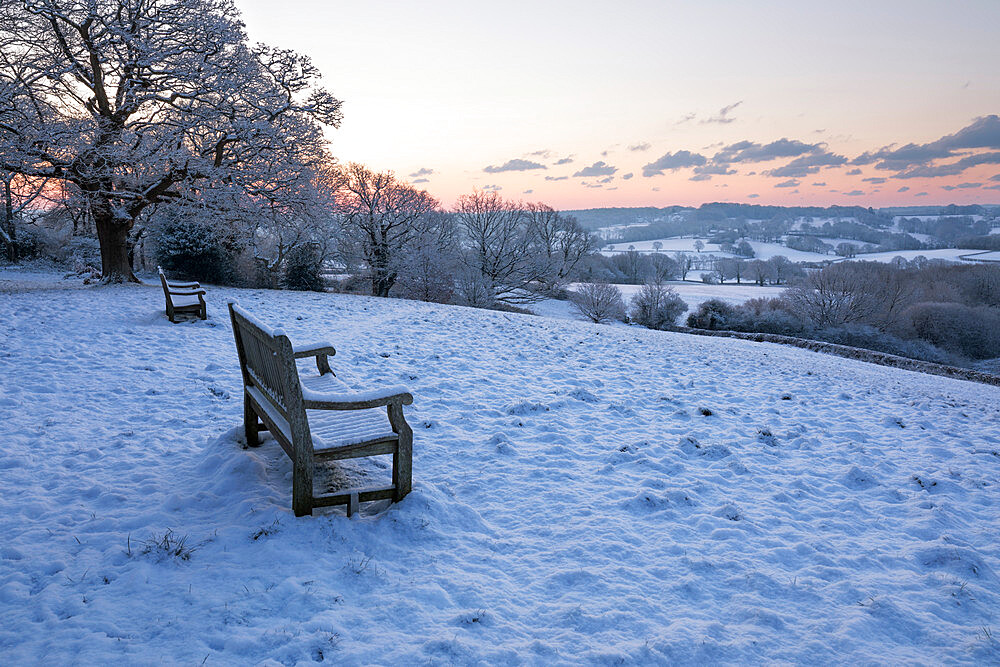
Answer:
292, 463, 313, 517
244, 396, 260, 447
347, 492, 359, 518
291, 434, 315, 517
388, 403, 412, 502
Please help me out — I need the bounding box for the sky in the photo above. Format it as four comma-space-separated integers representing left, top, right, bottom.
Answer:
237, 0, 1000, 209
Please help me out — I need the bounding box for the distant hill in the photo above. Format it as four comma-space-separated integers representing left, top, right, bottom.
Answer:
564, 202, 999, 231
561, 206, 686, 230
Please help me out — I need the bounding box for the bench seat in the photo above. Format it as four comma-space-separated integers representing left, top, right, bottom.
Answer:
158, 266, 207, 322
248, 374, 398, 453
170, 294, 205, 308
229, 302, 413, 516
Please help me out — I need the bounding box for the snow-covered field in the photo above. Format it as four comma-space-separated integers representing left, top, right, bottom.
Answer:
603, 235, 1000, 267
533, 282, 788, 321
842, 248, 989, 264
602, 238, 834, 263
3, 270, 1000, 664
603, 238, 715, 253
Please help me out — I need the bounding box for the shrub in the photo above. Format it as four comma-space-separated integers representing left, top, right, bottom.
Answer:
629, 282, 688, 330
740, 308, 811, 336
282, 243, 326, 291
153, 213, 235, 284
329, 273, 369, 294
687, 298, 737, 330
393, 241, 459, 304
10, 225, 43, 259
816, 323, 954, 365
902, 302, 1000, 360
571, 282, 626, 323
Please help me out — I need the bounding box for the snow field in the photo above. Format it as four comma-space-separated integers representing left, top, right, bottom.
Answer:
601, 236, 997, 266
842, 248, 989, 264
533, 282, 789, 322
1, 278, 1000, 663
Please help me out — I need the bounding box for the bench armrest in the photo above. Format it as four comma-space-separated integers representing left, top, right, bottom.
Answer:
301, 384, 413, 410
292, 341, 337, 358
293, 341, 336, 375
169, 289, 206, 297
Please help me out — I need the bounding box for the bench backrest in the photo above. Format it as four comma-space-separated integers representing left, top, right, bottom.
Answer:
158, 268, 171, 298
228, 302, 306, 435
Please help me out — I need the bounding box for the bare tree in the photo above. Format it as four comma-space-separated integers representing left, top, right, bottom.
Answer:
249, 167, 340, 287
336, 163, 440, 297
716, 257, 747, 284
629, 280, 688, 330
453, 190, 546, 304
393, 210, 460, 303
767, 255, 792, 284
571, 282, 625, 323
836, 242, 858, 258
673, 251, 693, 280
648, 253, 679, 282
0, 173, 47, 260
746, 259, 775, 286
523, 203, 594, 293
0, 0, 341, 282
785, 261, 914, 329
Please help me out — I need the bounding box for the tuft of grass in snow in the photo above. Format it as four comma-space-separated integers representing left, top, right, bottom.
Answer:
250, 518, 280, 541
134, 530, 197, 561
345, 554, 384, 577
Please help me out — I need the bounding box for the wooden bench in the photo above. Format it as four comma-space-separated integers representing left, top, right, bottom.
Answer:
228, 302, 413, 517
158, 267, 207, 323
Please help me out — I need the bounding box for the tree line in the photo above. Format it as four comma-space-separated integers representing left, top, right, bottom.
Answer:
0, 0, 593, 307
687, 260, 1000, 364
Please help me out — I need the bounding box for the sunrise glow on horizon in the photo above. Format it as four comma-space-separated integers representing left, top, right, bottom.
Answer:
237, 0, 1000, 210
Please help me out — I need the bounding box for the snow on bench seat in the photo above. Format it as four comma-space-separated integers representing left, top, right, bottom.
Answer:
229, 302, 413, 516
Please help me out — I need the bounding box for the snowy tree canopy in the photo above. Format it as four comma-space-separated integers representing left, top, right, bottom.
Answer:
0, 0, 342, 281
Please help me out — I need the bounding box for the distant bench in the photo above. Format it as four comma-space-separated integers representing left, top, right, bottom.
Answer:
228, 302, 413, 517
158, 267, 207, 323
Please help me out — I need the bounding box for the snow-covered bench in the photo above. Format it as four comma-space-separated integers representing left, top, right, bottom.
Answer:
158, 267, 207, 323
227, 302, 413, 517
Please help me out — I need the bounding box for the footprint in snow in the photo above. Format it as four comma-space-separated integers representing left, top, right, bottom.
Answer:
488, 433, 518, 455
568, 388, 599, 403
841, 466, 879, 490
713, 503, 744, 521
757, 428, 779, 447
506, 401, 553, 416
678, 436, 732, 460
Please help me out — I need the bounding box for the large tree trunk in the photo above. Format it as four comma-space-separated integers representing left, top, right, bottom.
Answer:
95, 215, 139, 283
371, 269, 394, 298
370, 244, 395, 297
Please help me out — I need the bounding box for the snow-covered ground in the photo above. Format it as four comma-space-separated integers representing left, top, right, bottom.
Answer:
534, 282, 788, 321
602, 238, 834, 263
841, 248, 989, 264
3, 270, 1000, 664
604, 238, 714, 253
742, 241, 830, 262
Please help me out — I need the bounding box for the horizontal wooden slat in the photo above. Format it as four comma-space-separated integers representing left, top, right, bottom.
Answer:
311, 486, 396, 507
313, 438, 397, 461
